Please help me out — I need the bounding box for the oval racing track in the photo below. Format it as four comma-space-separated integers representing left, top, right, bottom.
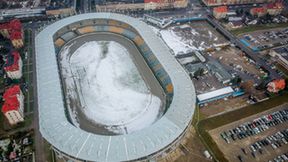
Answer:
35, 13, 196, 161
58, 32, 166, 135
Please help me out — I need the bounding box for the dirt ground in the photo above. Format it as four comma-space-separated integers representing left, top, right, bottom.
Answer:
158, 126, 212, 162
171, 20, 229, 50
200, 94, 249, 118
209, 104, 288, 162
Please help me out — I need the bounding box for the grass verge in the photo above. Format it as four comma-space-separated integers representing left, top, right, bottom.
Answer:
231, 23, 288, 36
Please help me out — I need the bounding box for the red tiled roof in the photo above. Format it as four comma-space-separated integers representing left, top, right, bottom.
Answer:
214, 6, 228, 13
3, 85, 21, 100
2, 96, 20, 113
267, 79, 286, 93
273, 79, 286, 89
9, 19, 22, 32
0, 23, 9, 30
0, 19, 22, 41
251, 7, 266, 13
10, 31, 22, 40
267, 2, 284, 9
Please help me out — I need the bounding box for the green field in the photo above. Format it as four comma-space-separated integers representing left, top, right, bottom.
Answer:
195, 93, 288, 162
231, 23, 288, 36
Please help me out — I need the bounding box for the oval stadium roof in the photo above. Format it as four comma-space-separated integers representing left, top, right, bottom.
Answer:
35, 13, 196, 162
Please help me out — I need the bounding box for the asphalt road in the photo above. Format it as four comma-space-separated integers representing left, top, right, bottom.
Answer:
31, 30, 46, 162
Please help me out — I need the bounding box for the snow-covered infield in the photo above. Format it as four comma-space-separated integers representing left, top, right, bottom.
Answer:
36, 13, 195, 161
60, 41, 162, 134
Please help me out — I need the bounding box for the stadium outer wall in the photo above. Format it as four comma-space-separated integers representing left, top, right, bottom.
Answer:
36, 13, 196, 162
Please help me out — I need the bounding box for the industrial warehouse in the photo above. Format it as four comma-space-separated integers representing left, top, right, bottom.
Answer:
35, 13, 196, 161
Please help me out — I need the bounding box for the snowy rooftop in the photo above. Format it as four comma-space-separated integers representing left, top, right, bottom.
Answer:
35, 13, 196, 162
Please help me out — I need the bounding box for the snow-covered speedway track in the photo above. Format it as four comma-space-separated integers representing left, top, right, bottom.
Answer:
59, 33, 166, 135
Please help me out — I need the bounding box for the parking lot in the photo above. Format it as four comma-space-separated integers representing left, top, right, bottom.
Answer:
209, 104, 288, 162
209, 46, 263, 84
239, 27, 288, 51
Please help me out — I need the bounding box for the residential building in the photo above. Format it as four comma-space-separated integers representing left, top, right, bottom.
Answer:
4, 51, 23, 80
250, 7, 267, 17
0, 23, 10, 38
213, 6, 228, 19
10, 31, 24, 48
1, 85, 24, 125
266, 2, 284, 16
202, 0, 275, 7
9, 19, 23, 48
228, 21, 243, 29
267, 79, 286, 93
0, 19, 23, 48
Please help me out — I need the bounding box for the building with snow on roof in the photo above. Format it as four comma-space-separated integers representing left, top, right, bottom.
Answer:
1, 85, 24, 125
4, 51, 23, 80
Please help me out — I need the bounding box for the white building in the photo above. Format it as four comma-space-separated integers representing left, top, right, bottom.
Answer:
270, 47, 288, 70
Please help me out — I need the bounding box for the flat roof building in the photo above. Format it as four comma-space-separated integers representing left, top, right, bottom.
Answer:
270, 46, 288, 71
197, 86, 234, 104
207, 60, 233, 84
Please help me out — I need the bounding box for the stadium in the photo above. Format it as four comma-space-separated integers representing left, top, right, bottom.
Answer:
35, 13, 196, 161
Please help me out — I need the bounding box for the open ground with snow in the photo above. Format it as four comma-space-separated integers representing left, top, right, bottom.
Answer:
151, 21, 229, 55
60, 40, 163, 134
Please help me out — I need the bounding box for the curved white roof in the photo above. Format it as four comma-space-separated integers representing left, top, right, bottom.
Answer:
35, 13, 196, 162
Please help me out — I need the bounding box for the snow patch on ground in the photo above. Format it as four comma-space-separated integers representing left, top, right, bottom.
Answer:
160, 29, 197, 55
60, 41, 162, 134
149, 24, 228, 55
